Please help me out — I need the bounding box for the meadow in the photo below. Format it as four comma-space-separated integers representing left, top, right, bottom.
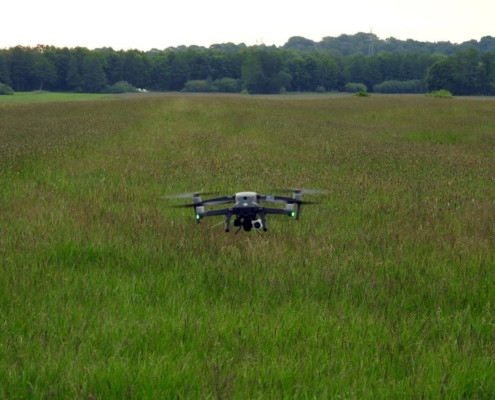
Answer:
1, 93, 495, 398
0, 92, 112, 104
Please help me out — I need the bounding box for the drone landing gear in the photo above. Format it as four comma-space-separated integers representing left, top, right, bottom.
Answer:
225, 211, 232, 232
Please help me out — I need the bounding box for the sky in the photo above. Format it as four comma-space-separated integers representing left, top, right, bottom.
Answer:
1, 0, 493, 50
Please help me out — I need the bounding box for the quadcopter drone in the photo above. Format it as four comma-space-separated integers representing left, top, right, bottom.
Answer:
169, 189, 324, 233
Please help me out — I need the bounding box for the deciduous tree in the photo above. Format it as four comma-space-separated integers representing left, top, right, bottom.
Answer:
81, 53, 107, 93
31, 55, 57, 91
0, 52, 11, 86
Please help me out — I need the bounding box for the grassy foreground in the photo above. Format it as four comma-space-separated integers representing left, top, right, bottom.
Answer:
0, 91, 111, 104
1, 94, 495, 398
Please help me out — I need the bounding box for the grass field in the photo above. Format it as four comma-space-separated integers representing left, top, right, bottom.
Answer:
0, 91, 112, 104
1, 93, 495, 398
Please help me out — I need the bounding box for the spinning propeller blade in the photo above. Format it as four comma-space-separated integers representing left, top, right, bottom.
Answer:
165, 191, 219, 199
171, 196, 233, 208
287, 200, 319, 205
275, 188, 327, 195
201, 197, 234, 206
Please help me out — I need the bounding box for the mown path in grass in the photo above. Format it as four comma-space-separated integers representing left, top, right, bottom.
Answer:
1, 95, 495, 398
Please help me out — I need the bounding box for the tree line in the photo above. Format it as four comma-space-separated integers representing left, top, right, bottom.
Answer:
1, 34, 494, 96
282, 33, 495, 57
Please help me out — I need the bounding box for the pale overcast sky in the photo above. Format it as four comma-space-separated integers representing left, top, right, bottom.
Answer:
1, 0, 493, 50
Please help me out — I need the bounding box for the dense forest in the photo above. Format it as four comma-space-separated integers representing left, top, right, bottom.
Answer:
1, 33, 495, 96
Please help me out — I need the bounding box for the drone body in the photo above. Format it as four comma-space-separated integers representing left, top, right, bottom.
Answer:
172, 189, 321, 233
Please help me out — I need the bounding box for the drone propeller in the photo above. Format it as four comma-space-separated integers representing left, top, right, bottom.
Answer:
260, 193, 321, 206
275, 188, 327, 195
287, 200, 319, 205
172, 204, 199, 208
172, 196, 234, 208
165, 191, 219, 199
259, 196, 286, 204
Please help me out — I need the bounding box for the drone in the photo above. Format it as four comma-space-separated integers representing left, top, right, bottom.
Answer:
169, 189, 324, 233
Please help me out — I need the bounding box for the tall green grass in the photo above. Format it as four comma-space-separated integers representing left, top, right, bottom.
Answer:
1, 95, 495, 398
0, 91, 111, 104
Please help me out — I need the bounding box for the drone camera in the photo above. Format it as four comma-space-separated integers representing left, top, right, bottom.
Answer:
253, 219, 262, 229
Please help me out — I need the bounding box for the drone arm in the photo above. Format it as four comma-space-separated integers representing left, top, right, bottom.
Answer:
260, 195, 308, 220
193, 208, 234, 232
199, 208, 232, 218
262, 207, 293, 217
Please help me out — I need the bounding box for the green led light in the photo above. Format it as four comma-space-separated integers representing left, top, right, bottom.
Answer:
291, 211, 295, 217
196, 214, 201, 220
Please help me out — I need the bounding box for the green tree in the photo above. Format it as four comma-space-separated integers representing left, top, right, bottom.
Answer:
302, 55, 318, 91
345, 53, 368, 88
241, 49, 288, 94
269, 71, 292, 93
7, 46, 34, 91
66, 55, 83, 92
0, 83, 14, 95
213, 77, 242, 93
150, 52, 173, 90
186, 50, 212, 80
123, 50, 151, 88
427, 48, 485, 95
373, 79, 424, 93
286, 55, 311, 92
363, 56, 383, 91
241, 50, 268, 93
399, 54, 423, 80
101, 49, 124, 85
334, 55, 349, 91
480, 52, 495, 95
182, 79, 218, 92
283, 36, 316, 51
209, 42, 246, 53
344, 82, 367, 92
168, 52, 191, 90
44, 46, 72, 91
0, 52, 11, 86
31, 54, 57, 91
209, 50, 244, 81
377, 52, 401, 81
426, 59, 456, 93
81, 53, 107, 93
479, 36, 495, 54
451, 48, 482, 95
314, 53, 338, 91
